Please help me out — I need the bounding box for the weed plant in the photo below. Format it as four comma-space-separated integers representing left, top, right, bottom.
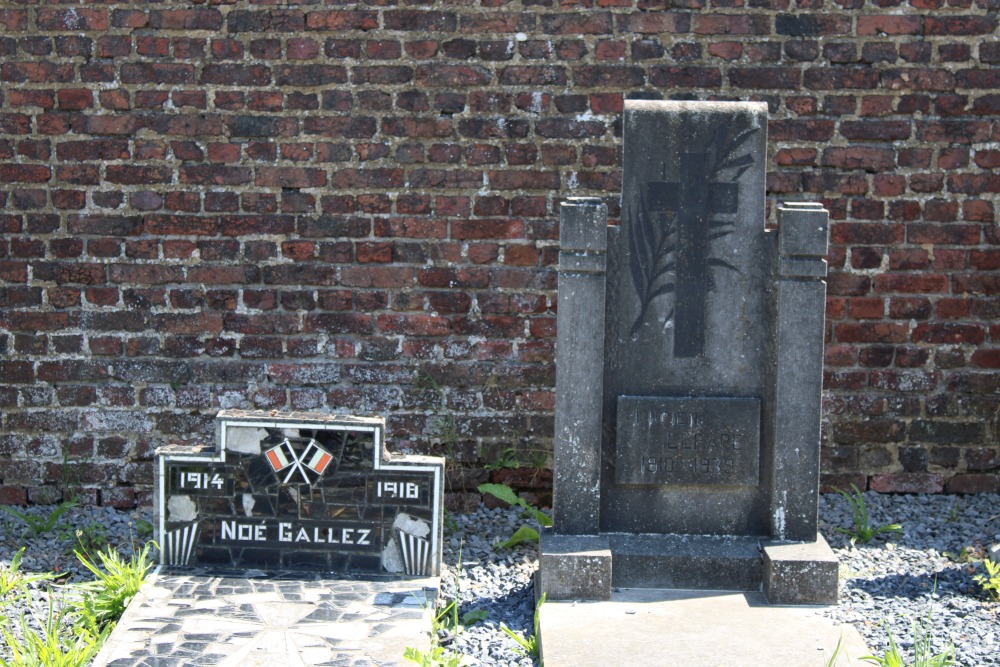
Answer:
71, 541, 154, 632
58, 522, 109, 557
0, 502, 77, 539
0, 601, 109, 667
431, 598, 488, 642
973, 557, 1000, 602
500, 593, 545, 661
835, 485, 903, 545
0, 549, 57, 607
403, 646, 470, 667
0, 542, 154, 666
132, 519, 154, 540
860, 617, 956, 667
477, 483, 552, 547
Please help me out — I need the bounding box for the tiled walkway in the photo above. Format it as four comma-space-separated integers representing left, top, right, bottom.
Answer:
92, 568, 437, 667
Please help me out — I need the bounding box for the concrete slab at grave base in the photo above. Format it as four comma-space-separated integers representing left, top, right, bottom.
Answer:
763, 534, 839, 605
538, 532, 613, 600
539, 589, 869, 667
541, 531, 839, 605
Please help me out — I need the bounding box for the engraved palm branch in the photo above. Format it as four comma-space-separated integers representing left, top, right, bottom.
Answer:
702, 122, 759, 277
627, 193, 677, 339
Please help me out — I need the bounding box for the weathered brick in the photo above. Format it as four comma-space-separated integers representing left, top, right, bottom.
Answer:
384, 10, 456, 32
730, 67, 801, 89
228, 9, 304, 33
37, 8, 108, 31
857, 15, 923, 35
416, 64, 491, 87
306, 11, 378, 31
805, 67, 879, 89
541, 12, 612, 35
775, 14, 852, 35
201, 64, 271, 86
869, 473, 944, 493
275, 64, 347, 86
650, 66, 722, 88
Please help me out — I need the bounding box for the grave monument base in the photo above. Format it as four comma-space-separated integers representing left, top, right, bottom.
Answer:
540, 531, 838, 604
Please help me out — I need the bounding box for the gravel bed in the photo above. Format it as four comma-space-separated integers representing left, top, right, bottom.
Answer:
820, 491, 1000, 667
1, 493, 998, 666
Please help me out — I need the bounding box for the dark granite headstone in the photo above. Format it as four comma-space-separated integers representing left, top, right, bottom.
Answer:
155, 410, 444, 576
540, 101, 837, 605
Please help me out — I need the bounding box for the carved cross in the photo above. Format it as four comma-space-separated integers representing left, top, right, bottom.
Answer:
641, 152, 738, 358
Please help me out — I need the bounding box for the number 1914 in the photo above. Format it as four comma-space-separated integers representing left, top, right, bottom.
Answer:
178, 471, 224, 491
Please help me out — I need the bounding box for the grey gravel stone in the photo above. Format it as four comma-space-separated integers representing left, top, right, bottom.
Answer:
3, 494, 999, 667
820, 491, 1000, 667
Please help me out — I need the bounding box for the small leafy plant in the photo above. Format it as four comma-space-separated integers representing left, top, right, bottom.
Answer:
132, 519, 154, 540
0, 600, 110, 667
860, 617, 956, 667
0, 501, 77, 539
403, 646, 470, 667
432, 598, 488, 643
835, 484, 902, 545
0, 548, 57, 607
58, 521, 110, 557
71, 541, 155, 632
500, 593, 545, 660
478, 483, 552, 548
973, 557, 1000, 602
484, 448, 522, 472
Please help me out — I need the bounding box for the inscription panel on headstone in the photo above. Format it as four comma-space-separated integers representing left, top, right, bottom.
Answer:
614, 396, 760, 486
157, 410, 444, 577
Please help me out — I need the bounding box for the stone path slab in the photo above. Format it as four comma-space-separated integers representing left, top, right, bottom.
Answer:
540, 588, 870, 667
92, 568, 437, 667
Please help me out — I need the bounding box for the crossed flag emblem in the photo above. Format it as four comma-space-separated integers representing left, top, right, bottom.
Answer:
264, 438, 334, 485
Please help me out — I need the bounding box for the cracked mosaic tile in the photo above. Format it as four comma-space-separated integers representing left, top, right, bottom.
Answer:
93, 572, 437, 667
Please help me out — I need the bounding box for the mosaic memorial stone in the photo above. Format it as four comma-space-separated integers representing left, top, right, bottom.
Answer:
541, 101, 837, 604
155, 410, 445, 576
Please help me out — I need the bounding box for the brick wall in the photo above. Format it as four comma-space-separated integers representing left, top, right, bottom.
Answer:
0, 0, 997, 508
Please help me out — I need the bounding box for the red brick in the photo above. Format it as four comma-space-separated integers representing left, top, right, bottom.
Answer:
0, 164, 50, 183
925, 15, 996, 35
834, 322, 909, 343
305, 10, 378, 31
912, 323, 986, 345
857, 15, 923, 35
869, 473, 944, 493
255, 167, 326, 189
946, 474, 1000, 494
37, 8, 107, 31
874, 273, 949, 293
377, 314, 451, 337
541, 12, 612, 35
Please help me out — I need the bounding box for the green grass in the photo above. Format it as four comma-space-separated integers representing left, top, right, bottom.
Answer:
0, 548, 57, 606
860, 619, 956, 667
71, 541, 155, 633
0, 502, 77, 539
0, 525, 154, 667
835, 484, 902, 545
403, 646, 470, 667
0, 601, 109, 667
500, 593, 545, 661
